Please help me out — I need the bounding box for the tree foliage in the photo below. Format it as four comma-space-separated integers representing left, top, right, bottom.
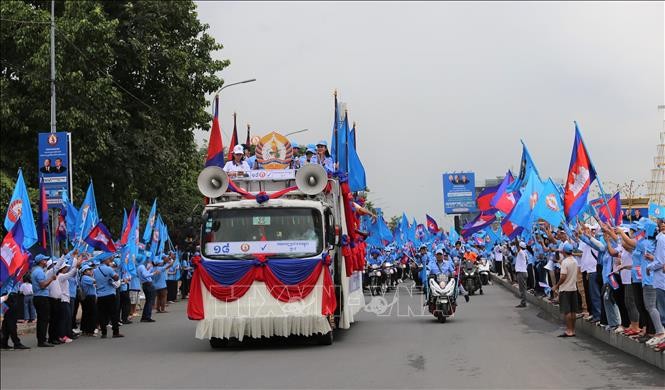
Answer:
1, 0, 229, 241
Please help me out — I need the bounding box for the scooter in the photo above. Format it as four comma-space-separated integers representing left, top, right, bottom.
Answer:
427, 274, 457, 323
367, 263, 386, 296
478, 259, 491, 285
461, 261, 483, 295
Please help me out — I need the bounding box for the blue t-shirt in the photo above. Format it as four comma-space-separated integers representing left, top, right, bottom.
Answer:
80, 275, 96, 297
153, 265, 168, 289
93, 265, 117, 297
428, 259, 454, 276
31, 267, 49, 297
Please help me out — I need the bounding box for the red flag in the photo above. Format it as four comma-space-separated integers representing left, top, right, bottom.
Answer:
564, 123, 597, 222
494, 191, 520, 215
226, 113, 239, 162
120, 202, 136, 245
205, 95, 224, 167
477, 185, 499, 212
38, 178, 48, 250
590, 192, 621, 225
425, 214, 439, 234
1, 219, 30, 285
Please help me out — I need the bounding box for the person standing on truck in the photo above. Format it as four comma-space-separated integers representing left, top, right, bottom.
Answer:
223, 145, 250, 176
311, 140, 334, 173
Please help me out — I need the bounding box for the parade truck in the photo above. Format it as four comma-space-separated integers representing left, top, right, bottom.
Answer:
187, 133, 365, 347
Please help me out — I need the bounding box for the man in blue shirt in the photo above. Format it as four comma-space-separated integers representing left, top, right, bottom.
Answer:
31, 254, 61, 347
1, 279, 30, 350
93, 256, 123, 338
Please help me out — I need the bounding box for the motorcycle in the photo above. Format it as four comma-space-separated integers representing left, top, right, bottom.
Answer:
427, 274, 457, 323
478, 259, 491, 286
382, 261, 399, 290
409, 259, 424, 291
461, 261, 483, 295
367, 263, 387, 296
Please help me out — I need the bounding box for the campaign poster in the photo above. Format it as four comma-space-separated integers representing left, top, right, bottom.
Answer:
443, 172, 477, 214
38, 132, 71, 208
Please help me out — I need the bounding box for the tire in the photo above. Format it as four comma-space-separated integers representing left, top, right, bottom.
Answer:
209, 337, 228, 349
317, 331, 333, 345
437, 313, 447, 323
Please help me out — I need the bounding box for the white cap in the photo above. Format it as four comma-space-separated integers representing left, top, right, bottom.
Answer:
519, 241, 527, 249
233, 145, 244, 154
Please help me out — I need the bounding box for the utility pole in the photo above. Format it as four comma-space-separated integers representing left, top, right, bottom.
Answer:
50, 0, 56, 133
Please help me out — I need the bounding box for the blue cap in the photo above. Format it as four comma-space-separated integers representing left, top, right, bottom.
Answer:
80, 264, 92, 273
316, 140, 328, 147
562, 243, 574, 253
35, 254, 50, 263
291, 141, 299, 149
306, 145, 316, 154
370, 249, 380, 256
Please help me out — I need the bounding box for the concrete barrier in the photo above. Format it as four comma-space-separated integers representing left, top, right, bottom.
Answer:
490, 273, 665, 371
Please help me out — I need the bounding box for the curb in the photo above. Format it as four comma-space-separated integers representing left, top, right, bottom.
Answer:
490, 274, 665, 371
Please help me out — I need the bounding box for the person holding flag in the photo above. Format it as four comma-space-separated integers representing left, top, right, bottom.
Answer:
93, 255, 123, 339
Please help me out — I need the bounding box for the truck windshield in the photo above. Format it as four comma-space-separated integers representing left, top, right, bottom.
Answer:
202, 208, 323, 260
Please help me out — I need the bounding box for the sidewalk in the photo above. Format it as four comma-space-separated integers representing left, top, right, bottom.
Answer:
490, 273, 665, 371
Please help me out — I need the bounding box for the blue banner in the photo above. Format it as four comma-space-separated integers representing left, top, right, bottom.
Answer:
38, 132, 71, 208
442, 172, 476, 214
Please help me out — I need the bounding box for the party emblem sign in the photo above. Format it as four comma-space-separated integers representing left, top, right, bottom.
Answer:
255, 132, 293, 169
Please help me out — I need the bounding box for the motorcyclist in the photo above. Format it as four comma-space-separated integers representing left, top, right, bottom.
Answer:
427, 249, 455, 281
412, 244, 432, 289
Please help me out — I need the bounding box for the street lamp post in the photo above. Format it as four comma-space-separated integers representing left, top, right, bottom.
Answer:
214, 78, 256, 96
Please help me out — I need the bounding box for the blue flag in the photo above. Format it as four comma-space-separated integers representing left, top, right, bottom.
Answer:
121, 209, 128, 237
508, 169, 543, 229
74, 181, 99, 243
331, 99, 349, 173
532, 179, 565, 228
143, 198, 157, 244
648, 203, 665, 220
4, 169, 37, 249
347, 126, 367, 191
508, 141, 541, 192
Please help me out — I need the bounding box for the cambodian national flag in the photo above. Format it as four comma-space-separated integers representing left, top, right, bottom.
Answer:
477, 184, 500, 212
501, 207, 523, 239
461, 210, 497, 238
564, 123, 597, 222
590, 192, 621, 225
120, 201, 137, 245
426, 214, 439, 234
494, 191, 521, 215
490, 171, 514, 210
1, 219, 30, 289
205, 95, 225, 167
38, 177, 49, 250
84, 222, 118, 253
226, 113, 238, 162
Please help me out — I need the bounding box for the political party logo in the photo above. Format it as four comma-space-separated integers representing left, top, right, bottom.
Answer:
48, 133, 58, 146
529, 192, 539, 210
545, 194, 559, 211
152, 229, 160, 243
655, 207, 662, 217
240, 243, 250, 252
255, 132, 293, 169
7, 199, 23, 223
250, 136, 261, 146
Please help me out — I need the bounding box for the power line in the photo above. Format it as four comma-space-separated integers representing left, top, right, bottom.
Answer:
0, 18, 51, 25
53, 26, 162, 115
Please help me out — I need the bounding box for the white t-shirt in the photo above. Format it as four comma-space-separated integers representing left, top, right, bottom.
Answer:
19, 283, 33, 296
578, 241, 598, 273
493, 247, 503, 262
559, 256, 578, 292
515, 249, 528, 273
222, 160, 250, 173
618, 246, 632, 285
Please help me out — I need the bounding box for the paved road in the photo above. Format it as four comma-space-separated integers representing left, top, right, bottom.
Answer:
2, 282, 663, 389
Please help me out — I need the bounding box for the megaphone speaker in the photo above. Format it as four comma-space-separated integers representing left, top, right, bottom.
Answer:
197, 166, 229, 198
296, 164, 328, 195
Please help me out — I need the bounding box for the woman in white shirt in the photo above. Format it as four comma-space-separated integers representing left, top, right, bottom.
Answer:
223, 144, 250, 177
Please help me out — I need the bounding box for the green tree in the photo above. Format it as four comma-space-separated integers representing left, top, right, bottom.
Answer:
1, 0, 228, 239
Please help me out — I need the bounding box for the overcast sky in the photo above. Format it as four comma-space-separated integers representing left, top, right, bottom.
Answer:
194, 1, 663, 226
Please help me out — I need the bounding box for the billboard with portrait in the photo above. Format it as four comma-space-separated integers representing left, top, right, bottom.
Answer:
442, 172, 476, 214
38, 132, 72, 208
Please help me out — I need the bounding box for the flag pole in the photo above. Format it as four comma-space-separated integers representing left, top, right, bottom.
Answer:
333, 90, 338, 167
344, 108, 349, 174
574, 121, 616, 225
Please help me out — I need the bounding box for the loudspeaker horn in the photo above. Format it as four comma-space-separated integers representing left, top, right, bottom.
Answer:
296, 164, 328, 195
197, 166, 229, 198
